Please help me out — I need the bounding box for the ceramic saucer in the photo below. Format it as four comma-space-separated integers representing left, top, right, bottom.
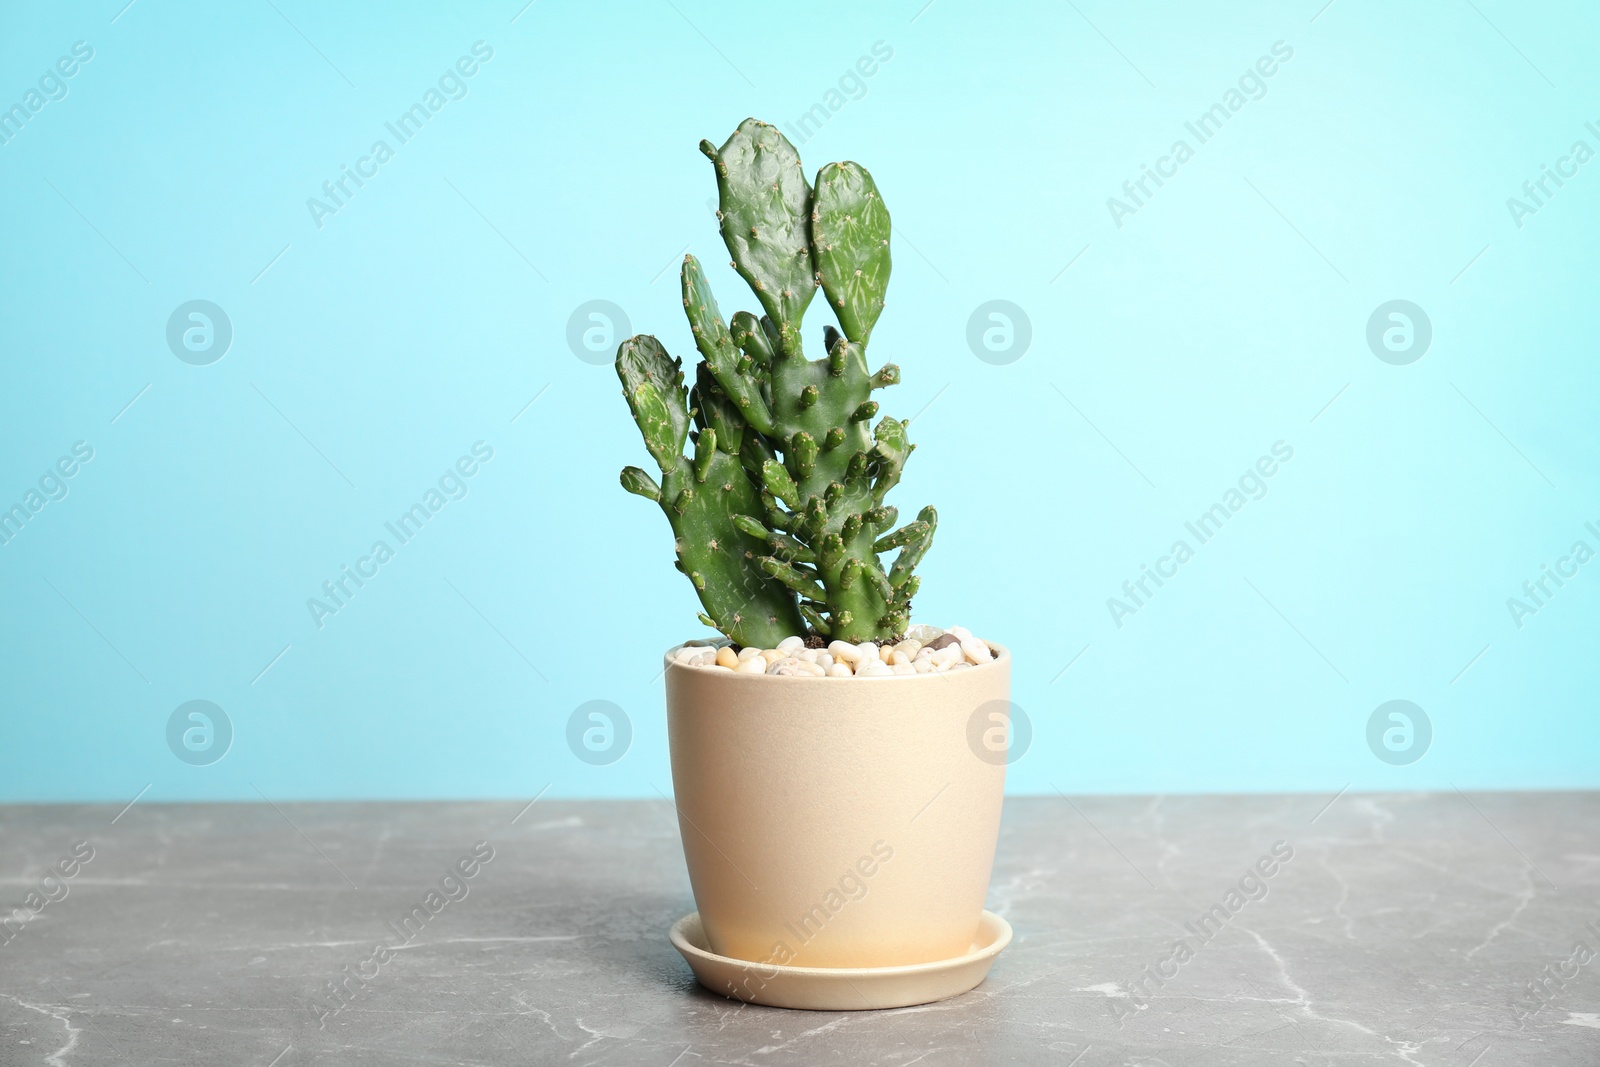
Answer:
669, 910, 1011, 1011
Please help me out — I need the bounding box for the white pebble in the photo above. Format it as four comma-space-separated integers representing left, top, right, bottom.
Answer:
960, 638, 993, 664
686, 626, 990, 678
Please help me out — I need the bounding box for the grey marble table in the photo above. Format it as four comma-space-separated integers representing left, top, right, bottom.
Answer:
1, 794, 1596, 1065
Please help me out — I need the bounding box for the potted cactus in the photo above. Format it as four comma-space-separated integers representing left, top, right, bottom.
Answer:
616, 119, 1012, 1010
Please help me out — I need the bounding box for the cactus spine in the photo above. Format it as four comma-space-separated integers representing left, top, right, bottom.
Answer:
617, 118, 935, 645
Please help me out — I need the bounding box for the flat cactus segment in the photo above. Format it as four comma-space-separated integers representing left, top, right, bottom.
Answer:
682, 255, 774, 435
811, 161, 891, 344
705, 119, 817, 353
616, 335, 689, 470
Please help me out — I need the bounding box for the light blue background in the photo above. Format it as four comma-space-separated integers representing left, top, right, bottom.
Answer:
2, 0, 1595, 802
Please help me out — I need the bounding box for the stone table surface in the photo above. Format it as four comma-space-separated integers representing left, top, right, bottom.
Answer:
1, 793, 1597, 1066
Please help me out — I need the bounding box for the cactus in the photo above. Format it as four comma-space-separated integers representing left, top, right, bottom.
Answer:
616, 118, 935, 645
617, 336, 807, 647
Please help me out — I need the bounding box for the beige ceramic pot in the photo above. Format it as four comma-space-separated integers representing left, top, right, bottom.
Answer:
664, 642, 1011, 973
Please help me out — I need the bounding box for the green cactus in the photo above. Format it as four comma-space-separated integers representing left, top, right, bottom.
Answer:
617, 336, 806, 647
616, 118, 936, 645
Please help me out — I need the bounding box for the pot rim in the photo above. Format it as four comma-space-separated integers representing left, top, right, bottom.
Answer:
663, 638, 1009, 681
